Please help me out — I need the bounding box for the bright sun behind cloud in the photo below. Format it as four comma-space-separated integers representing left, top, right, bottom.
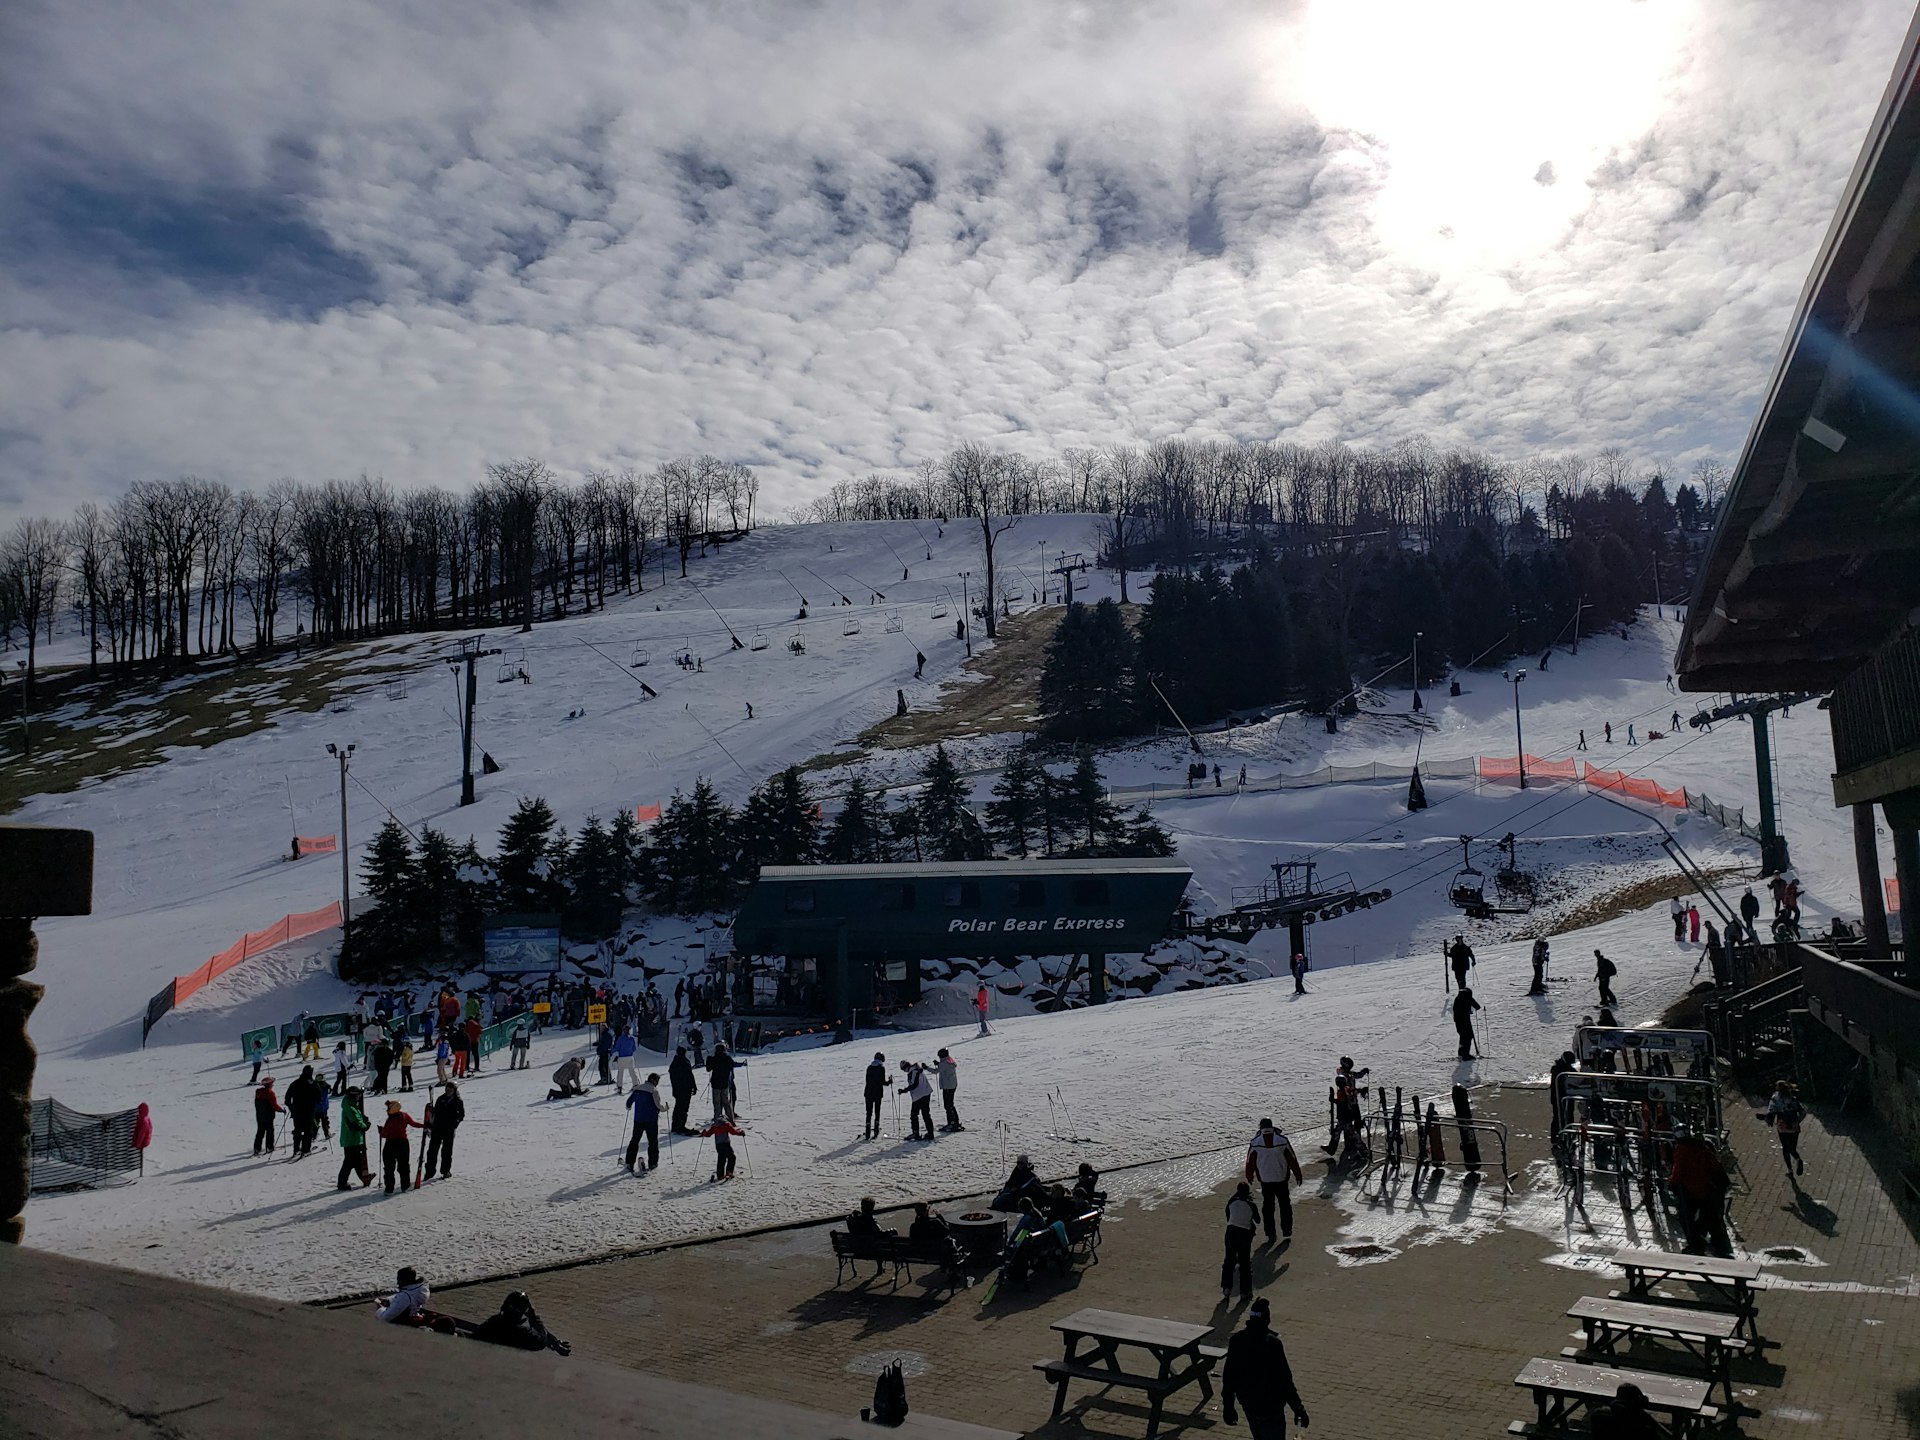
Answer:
1286, 0, 1692, 273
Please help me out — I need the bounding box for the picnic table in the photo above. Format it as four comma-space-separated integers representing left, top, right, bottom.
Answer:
1612, 1247, 1766, 1338
1566, 1296, 1747, 1402
1512, 1357, 1716, 1437
1035, 1307, 1224, 1439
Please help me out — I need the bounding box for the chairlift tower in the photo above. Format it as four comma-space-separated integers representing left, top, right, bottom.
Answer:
448, 635, 502, 806
1687, 691, 1823, 874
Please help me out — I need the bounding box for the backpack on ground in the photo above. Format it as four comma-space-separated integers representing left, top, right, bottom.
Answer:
870, 1359, 909, 1425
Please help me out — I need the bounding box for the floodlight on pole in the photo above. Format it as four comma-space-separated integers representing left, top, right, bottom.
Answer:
1502, 669, 1528, 788
326, 743, 355, 943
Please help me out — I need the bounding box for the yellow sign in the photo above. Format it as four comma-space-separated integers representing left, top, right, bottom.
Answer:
532, 1002, 551, 1015
586, 1003, 607, 1025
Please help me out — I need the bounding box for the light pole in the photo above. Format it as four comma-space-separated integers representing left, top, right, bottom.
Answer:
960, 571, 973, 657
1502, 669, 1528, 788
325, 743, 355, 940
13, 661, 27, 757
1412, 632, 1423, 715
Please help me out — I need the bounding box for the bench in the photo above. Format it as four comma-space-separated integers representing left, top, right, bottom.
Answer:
1611, 1247, 1766, 1339
1038, 1307, 1220, 1439
1064, 1208, 1103, 1263
1513, 1356, 1717, 1437
830, 1231, 970, 1294
1563, 1296, 1746, 1403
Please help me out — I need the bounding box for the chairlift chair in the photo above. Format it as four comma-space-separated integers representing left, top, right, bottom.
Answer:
1447, 835, 1489, 913
631, 646, 650, 668
749, 627, 769, 651
843, 616, 862, 636
788, 634, 807, 655
884, 611, 903, 634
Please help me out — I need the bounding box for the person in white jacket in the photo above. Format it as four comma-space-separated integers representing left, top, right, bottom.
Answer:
900, 1060, 935, 1141
1221, 1182, 1257, 1301
374, 1266, 430, 1323
1245, 1119, 1304, 1243
330, 1042, 352, 1097
935, 1048, 963, 1132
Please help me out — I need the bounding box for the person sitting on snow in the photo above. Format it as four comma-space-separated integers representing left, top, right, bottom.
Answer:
375, 1266, 431, 1324
473, 1291, 571, 1355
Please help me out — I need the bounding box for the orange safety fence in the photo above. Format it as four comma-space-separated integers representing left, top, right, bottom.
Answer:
1476, 755, 1580, 783
294, 834, 337, 855
170, 902, 343, 1007
1581, 765, 1687, 808
636, 804, 662, 825
1890, 877, 1903, 914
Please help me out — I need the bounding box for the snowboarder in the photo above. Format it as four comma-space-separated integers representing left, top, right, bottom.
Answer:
936, 1048, 963, 1131
252, 1076, 283, 1155
745, 702, 753, 720
377, 1101, 423, 1194
1594, 949, 1619, 1007
863, 1052, 890, 1138
625, 1073, 663, 1172
337, 1087, 374, 1190
1452, 986, 1481, 1060
330, 1042, 352, 1096
900, 1059, 935, 1140
612, 1026, 639, 1092
547, 1055, 587, 1101
669, 1045, 699, 1133
422, 1082, 464, 1180
1447, 935, 1475, 992
975, 984, 993, 1036
1688, 903, 1701, 943
1288, 952, 1308, 995
1671, 895, 1687, 942
1245, 1119, 1302, 1243
1221, 1297, 1309, 1435
1760, 1079, 1806, 1177
704, 1118, 743, 1181
1604, 720, 1613, 744
1671, 709, 1682, 732
1528, 938, 1550, 995
1221, 1181, 1257, 1301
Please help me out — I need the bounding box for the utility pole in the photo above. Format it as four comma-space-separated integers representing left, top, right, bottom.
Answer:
1412, 632, 1423, 714
1571, 595, 1591, 654
1503, 668, 1528, 788
12, 662, 27, 758
325, 742, 355, 943
960, 572, 973, 657
448, 636, 501, 806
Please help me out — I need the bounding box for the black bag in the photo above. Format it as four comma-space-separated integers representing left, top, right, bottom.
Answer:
870, 1360, 909, 1426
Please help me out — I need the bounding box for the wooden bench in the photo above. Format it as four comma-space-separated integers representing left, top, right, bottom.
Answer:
1037, 1307, 1221, 1439
1512, 1356, 1716, 1437
1564, 1296, 1746, 1403
1064, 1208, 1103, 1263
1612, 1247, 1766, 1339
830, 1230, 970, 1294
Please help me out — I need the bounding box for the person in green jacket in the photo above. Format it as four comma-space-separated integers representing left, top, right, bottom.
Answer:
337, 1087, 374, 1190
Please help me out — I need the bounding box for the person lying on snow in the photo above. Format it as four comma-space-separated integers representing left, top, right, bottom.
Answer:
473, 1291, 572, 1355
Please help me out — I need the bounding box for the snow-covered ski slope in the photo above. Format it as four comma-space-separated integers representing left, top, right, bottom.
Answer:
14, 517, 1885, 1298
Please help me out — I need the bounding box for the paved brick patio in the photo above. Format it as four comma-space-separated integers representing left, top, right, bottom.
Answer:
433, 1085, 1920, 1437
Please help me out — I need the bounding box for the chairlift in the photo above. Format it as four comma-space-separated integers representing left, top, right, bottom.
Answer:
931, 602, 948, 620
787, 634, 807, 655
884, 611, 903, 634
630, 646, 650, 668
750, 627, 770, 651
1448, 834, 1490, 913
843, 616, 862, 636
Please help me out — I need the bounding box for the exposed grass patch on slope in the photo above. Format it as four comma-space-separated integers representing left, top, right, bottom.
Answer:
857, 605, 1064, 750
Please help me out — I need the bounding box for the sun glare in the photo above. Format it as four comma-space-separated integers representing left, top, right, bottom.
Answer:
1287, 0, 1690, 273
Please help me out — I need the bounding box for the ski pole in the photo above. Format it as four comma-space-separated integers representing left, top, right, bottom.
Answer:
619, 1105, 631, 1165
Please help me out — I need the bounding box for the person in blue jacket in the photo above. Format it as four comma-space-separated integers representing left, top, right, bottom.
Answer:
625, 1074, 664, 1172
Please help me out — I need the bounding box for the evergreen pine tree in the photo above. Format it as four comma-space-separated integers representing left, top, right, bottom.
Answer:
414, 825, 461, 961
916, 744, 990, 861
738, 766, 822, 874
646, 779, 739, 913
350, 818, 418, 970
1117, 807, 1177, 857
496, 796, 562, 912
986, 749, 1046, 856
1056, 753, 1125, 855
823, 777, 892, 863
565, 815, 625, 939
1037, 599, 1138, 740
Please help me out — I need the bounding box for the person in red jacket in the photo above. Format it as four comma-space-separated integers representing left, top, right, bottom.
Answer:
464, 1015, 484, 1074
703, 1118, 744, 1181
378, 1100, 424, 1194
252, 1078, 283, 1156
1668, 1127, 1731, 1257
132, 1102, 153, 1173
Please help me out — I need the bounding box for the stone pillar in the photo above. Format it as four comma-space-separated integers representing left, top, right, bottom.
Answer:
1856, 803, 1891, 958
0, 826, 94, 1245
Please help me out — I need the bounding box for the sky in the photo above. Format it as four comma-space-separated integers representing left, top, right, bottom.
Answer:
0, 0, 1913, 518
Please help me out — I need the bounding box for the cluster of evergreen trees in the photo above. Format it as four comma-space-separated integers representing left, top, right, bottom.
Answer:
346, 746, 1175, 976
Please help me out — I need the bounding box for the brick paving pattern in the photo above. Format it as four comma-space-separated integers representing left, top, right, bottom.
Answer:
433, 1085, 1920, 1437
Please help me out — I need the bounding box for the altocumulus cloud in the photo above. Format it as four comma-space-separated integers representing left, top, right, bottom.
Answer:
0, 0, 1911, 515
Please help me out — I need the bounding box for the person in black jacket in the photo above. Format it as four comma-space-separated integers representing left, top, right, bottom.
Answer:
1452, 987, 1481, 1060
862, 1052, 890, 1139
422, 1082, 465, 1179
370, 1036, 395, 1095
284, 1066, 321, 1159
593, 1025, 615, 1087
1222, 1297, 1309, 1434
706, 1043, 737, 1121
473, 1291, 571, 1355
668, 1046, 699, 1133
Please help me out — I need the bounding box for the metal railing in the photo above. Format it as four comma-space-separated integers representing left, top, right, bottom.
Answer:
1830, 624, 1920, 775
1794, 943, 1920, 1071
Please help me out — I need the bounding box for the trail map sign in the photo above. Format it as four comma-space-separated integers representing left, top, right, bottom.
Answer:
483, 915, 562, 975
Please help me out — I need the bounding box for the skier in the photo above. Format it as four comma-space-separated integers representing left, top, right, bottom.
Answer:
301, 1017, 321, 1060
1604, 721, 1613, 744
330, 1042, 352, 1097
707, 1043, 738, 1121
1627, 724, 1637, 745
914, 650, 925, 679
508, 1021, 530, 1071
377, 1101, 423, 1194
422, 1082, 464, 1180
900, 1058, 935, 1140
993, 1155, 1042, 1212
1245, 1119, 1303, 1243
1447, 935, 1475, 992
1288, 952, 1307, 995
252, 1076, 283, 1155
594, 1024, 615, 1087
464, 1014, 484, 1074
704, 1117, 743, 1181
435, 1034, 453, 1087
313, 1082, 332, 1143
1577, 729, 1587, 752
1671, 709, 1681, 733
1671, 895, 1687, 942
1221, 1297, 1309, 1436
547, 1055, 587, 1101
247, 1037, 268, 1085
975, 983, 993, 1036
612, 1026, 639, 1092
1220, 1181, 1257, 1301
1668, 1125, 1732, 1256
1688, 903, 1701, 943
1238, 764, 1247, 787
625, 1073, 663, 1172
475, 1291, 573, 1355
745, 702, 754, 720
1528, 938, 1550, 996
935, 1047, 964, 1131
337, 1086, 374, 1190
669, 1045, 699, 1133
371, 1034, 394, 1094
1213, 764, 1223, 788
863, 1052, 890, 1139
285, 1066, 321, 1159
1760, 1079, 1806, 1177
398, 1038, 416, 1092
1323, 1058, 1370, 1160
1594, 949, 1619, 1008
1452, 986, 1481, 1061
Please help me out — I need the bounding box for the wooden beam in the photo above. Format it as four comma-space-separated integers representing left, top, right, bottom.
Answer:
1747, 523, 1920, 566
1677, 660, 1857, 693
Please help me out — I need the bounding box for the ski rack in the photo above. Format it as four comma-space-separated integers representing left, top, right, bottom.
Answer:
1360, 1086, 1516, 1195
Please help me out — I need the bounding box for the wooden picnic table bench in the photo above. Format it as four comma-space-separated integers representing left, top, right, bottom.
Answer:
1511, 1356, 1716, 1437
1035, 1307, 1223, 1439
1564, 1296, 1747, 1402
1612, 1246, 1765, 1339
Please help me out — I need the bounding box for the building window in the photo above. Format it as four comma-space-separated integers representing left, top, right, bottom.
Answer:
943, 880, 982, 908
1011, 879, 1046, 909
1071, 877, 1110, 907
878, 881, 915, 911
784, 885, 816, 914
